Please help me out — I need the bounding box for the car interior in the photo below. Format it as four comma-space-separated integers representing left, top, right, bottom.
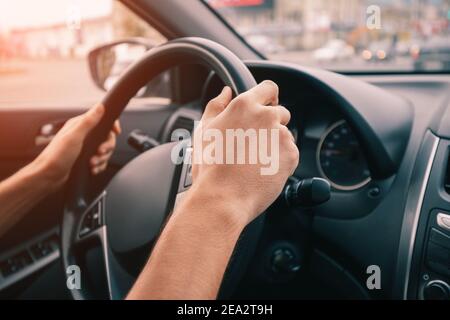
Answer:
0, 0, 450, 300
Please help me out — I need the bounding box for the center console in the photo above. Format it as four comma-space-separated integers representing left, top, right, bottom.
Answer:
407, 136, 450, 300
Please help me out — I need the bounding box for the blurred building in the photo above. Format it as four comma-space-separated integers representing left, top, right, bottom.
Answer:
1, 1, 164, 60
9, 16, 113, 59
210, 0, 363, 50
210, 0, 450, 53
275, 0, 362, 49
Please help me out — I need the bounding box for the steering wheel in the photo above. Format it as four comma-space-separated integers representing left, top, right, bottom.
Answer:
61, 37, 263, 300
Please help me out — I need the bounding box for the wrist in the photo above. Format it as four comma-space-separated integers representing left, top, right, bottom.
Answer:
181, 180, 250, 234
27, 157, 64, 193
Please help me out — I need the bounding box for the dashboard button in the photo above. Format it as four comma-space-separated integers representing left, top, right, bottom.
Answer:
430, 228, 450, 250
437, 212, 450, 232
428, 261, 450, 278
30, 242, 52, 259
423, 280, 450, 300
0, 251, 33, 277
427, 242, 450, 264
426, 242, 450, 277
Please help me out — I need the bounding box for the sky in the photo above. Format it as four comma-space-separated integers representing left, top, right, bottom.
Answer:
0, 0, 112, 31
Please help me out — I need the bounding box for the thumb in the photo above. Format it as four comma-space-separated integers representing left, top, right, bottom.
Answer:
75, 103, 105, 138
201, 86, 232, 122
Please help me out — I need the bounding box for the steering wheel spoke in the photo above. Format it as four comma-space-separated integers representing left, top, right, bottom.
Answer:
69, 192, 111, 298
70, 192, 135, 300
76, 191, 106, 241
76, 225, 113, 299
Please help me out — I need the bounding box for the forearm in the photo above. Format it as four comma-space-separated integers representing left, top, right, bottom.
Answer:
127, 183, 246, 300
0, 161, 53, 237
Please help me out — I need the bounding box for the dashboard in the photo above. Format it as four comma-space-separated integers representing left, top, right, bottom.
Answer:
292, 113, 371, 192
202, 61, 450, 299
316, 120, 371, 191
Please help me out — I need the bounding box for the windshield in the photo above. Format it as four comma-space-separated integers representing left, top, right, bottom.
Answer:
205, 0, 450, 73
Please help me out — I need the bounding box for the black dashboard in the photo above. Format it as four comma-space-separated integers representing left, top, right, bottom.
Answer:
202, 61, 450, 299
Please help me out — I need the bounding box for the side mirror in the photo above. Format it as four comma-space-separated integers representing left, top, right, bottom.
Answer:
88, 38, 170, 98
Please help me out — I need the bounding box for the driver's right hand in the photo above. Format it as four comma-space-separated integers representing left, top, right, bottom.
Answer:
191, 80, 299, 227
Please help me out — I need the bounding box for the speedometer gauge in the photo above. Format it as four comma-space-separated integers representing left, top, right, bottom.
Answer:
317, 120, 371, 191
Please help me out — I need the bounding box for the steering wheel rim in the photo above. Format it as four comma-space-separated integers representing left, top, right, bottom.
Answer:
61, 37, 262, 300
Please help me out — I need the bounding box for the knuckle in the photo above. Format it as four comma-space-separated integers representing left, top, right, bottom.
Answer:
279, 125, 291, 138
262, 80, 278, 92
262, 80, 279, 100
208, 96, 222, 107
109, 131, 117, 143
205, 100, 218, 112
287, 144, 300, 165
281, 106, 291, 121
253, 105, 270, 121
268, 109, 280, 125
61, 131, 79, 145
235, 93, 252, 106
65, 118, 77, 126
267, 107, 278, 118
81, 114, 95, 128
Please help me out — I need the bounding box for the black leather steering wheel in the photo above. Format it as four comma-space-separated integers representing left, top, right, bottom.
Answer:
61, 37, 263, 300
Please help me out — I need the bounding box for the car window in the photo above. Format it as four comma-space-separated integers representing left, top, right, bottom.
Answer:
0, 0, 167, 108
205, 0, 450, 73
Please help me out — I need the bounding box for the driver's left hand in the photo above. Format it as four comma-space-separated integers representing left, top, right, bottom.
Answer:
33, 103, 121, 190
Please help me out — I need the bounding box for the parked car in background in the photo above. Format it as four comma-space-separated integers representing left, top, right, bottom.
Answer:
413, 35, 450, 71
245, 34, 284, 55
361, 40, 395, 62
313, 39, 354, 62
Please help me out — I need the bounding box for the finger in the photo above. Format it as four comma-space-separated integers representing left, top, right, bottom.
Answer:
201, 86, 232, 121
245, 80, 279, 106
91, 161, 108, 175
112, 120, 122, 135
75, 103, 105, 137
279, 124, 296, 143
97, 132, 116, 154
90, 150, 113, 167
273, 105, 291, 125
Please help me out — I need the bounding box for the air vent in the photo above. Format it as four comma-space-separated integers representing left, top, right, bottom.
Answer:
445, 152, 450, 194
168, 116, 194, 142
